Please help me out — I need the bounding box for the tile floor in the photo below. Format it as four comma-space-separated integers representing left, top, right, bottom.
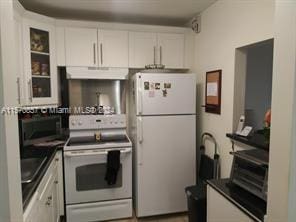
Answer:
109, 213, 189, 222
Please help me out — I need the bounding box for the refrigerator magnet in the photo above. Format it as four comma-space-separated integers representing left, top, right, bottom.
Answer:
164, 83, 171, 89
149, 91, 155, 98
144, 82, 150, 90
150, 82, 155, 89
155, 83, 161, 90
162, 89, 168, 97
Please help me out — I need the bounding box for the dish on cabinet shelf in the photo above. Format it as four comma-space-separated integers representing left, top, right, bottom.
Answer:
30, 28, 49, 53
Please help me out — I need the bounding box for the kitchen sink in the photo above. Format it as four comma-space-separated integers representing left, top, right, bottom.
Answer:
21, 157, 47, 184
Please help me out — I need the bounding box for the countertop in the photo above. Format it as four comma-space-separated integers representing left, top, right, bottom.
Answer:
21, 145, 63, 210
207, 179, 266, 222
226, 133, 269, 150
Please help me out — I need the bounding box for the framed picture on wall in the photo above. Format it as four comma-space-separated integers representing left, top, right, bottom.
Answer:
205, 69, 222, 114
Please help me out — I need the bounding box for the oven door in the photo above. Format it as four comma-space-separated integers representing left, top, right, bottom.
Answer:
64, 147, 132, 204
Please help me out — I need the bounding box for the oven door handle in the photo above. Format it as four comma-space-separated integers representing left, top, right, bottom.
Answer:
64, 148, 132, 157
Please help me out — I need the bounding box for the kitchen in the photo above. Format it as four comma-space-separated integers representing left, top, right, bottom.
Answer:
0, 1, 296, 222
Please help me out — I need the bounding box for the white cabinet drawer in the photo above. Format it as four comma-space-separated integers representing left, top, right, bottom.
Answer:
66, 199, 132, 222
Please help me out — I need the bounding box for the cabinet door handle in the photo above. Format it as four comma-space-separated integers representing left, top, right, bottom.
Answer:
153, 46, 156, 65
46, 200, 51, 206
160, 46, 162, 65
93, 43, 96, 65
137, 117, 144, 165
28, 79, 32, 102
46, 196, 52, 206
16, 77, 21, 104
100, 43, 103, 65
137, 117, 143, 144
137, 76, 143, 115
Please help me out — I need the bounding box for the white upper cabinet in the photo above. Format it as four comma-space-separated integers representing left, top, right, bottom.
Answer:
129, 32, 157, 68
157, 33, 185, 69
22, 17, 58, 106
99, 29, 129, 68
64, 28, 128, 68
65, 27, 98, 67
55, 27, 66, 66
14, 13, 24, 107
128, 32, 185, 69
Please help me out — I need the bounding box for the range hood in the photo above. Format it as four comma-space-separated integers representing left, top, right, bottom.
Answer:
66, 67, 129, 80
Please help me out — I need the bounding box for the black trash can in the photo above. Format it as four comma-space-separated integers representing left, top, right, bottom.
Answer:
185, 184, 207, 222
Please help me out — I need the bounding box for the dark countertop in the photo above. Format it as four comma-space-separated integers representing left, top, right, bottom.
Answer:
21, 145, 63, 210
207, 179, 266, 222
226, 133, 269, 150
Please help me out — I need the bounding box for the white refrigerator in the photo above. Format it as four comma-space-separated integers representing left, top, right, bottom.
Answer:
130, 72, 196, 217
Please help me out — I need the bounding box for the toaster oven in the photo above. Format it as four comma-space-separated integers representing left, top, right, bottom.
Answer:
230, 149, 269, 201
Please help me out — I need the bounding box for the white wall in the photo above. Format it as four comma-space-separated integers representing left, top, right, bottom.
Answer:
0, 0, 23, 221
245, 42, 273, 130
288, 115, 296, 222
267, 1, 296, 221
193, 0, 274, 177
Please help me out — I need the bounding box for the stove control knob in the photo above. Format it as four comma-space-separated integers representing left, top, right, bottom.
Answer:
71, 120, 76, 126
78, 121, 82, 126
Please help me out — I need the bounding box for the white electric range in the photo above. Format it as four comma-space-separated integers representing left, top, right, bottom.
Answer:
64, 114, 132, 222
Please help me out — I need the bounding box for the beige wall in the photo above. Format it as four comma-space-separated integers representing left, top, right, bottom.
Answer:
267, 1, 296, 222
193, 0, 274, 177
194, 0, 296, 221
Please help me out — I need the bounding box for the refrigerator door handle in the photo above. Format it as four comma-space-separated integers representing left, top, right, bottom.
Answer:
137, 117, 143, 165
137, 117, 143, 144
137, 76, 143, 115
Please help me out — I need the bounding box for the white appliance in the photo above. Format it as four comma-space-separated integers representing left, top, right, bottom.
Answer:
130, 72, 196, 217
64, 115, 132, 222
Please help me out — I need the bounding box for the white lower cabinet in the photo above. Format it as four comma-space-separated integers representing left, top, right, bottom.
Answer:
66, 199, 132, 222
24, 151, 64, 222
56, 151, 64, 216
207, 186, 255, 222
23, 192, 40, 222
38, 170, 56, 222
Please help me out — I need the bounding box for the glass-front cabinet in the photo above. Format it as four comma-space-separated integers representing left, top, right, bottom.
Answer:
22, 18, 58, 106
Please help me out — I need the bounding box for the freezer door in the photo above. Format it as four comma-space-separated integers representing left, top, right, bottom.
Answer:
135, 115, 196, 217
136, 73, 196, 115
